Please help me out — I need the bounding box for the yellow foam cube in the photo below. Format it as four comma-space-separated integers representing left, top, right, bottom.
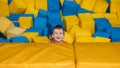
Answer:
0, 6, 9, 17
63, 16, 79, 31
104, 13, 120, 27
0, 17, 15, 35
78, 13, 95, 34
9, 0, 27, 14
22, 32, 39, 42
76, 37, 94, 43
35, 0, 48, 10
94, 37, 111, 43
63, 32, 74, 43
33, 36, 50, 43
75, 0, 82, 5
91, 13, 105, 18
7, 27, 26, 39
23, 0, 35, 9
0, 0, 8, 6
117, 13, 120, 18
81, 0, 97, 11
76, 30, 92, 38
18, 17, 33, 29
110, 0, 120, 13
93, 0, 108, 13
25, 8, 38, 17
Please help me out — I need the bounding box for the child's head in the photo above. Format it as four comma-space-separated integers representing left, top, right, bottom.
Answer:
52, 25, 64, 42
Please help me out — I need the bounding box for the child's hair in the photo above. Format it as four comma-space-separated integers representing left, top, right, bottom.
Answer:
52, 25, 64, 34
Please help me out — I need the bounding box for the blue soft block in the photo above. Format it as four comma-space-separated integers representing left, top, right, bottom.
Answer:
7, 14, 34, 21
0, 39, 9, 43
108, 27, 120, 33
38, 9, 48, 18
94, 18, 111, 32
0, 33, 7, 39
34, 17, 47, 27
13, 21, 19, 27
43, 27, 49, 36
111, 33, 120, 42
27, 27, 43, 36
10, 36, 29, 43
78, 6, 93, 13
48, 11, 61, 20
93, 31, 111, 38
62, 1, 79, 16
8, 0, 12, 5
48, 0, 60, 11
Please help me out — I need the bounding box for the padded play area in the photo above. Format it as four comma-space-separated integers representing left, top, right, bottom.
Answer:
0, 0, 120, 68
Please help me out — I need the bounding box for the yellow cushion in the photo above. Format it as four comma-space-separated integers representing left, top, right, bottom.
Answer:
9, 0, 27, 14
7, 27, 26, 39
81, 0, 97, 11
110, 0, 120, 13
18, 17, 33, 29
75, 37, 94, 43
0, 17, 15, 35
78, 13, 95, 34
35, 0, 48, 10
104, 13, 120, 27
0, 43, 75, 68
23, 0, 35, 9
91, 13, 105, 18
75, 43, 120, 68
93, 0, 108, 13
33, 36, 50, 43
22, 32, 39, 42
0, 0, 8, 6
0, 6, 9, 17
94, 37, 111, 43
25, 8, 38, 17
63, 32, 74, 43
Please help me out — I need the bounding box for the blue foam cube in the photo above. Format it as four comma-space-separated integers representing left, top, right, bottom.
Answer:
27, 27, 43, 36
13, 21, 19, 27
34, 17, 47, 27
111, 33, 120, 42
48, 0, 60, 11
10, 36, 29, 43
93, 31, 111, 38
94, 18, 111, 32
7, 14, 34, 21
38, 9, 48, 18
0, 39, 9, 43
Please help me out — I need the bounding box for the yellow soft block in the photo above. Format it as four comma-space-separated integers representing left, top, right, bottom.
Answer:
22, 32, 39, 42
81, 0, 97, 11
7, 27, 26, 39
75, 37, 94, 43
33, 36, 50, 43
0, 17, 15, 35
9, 0, 27, 14
35, 0, 48, 10
0, 43, 75, 68
0, 6, 9, 17
91, 13, 105, 18
25, 8, 38, 17
104, 13, 120, 27
18, 17, 33, 29
78, 13, 95, 34
94, 37, 111, 43
76, 30, 92, 38
110, 0, 120, 13
117, 13, 120, 18
23, 0, 35, 9
63, 32, 74, 43
0, 0, 8, 6
93, 0, 108, 13
63, 16, 79, 31
75, 0, 82, 5
75, 43, 120, 68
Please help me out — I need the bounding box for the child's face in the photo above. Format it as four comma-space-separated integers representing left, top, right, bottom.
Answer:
52, 29, 64, 42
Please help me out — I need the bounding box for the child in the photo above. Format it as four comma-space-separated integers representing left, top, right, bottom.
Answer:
50, 25, 67, 43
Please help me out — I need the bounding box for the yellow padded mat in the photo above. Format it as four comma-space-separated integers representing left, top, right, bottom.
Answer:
0, 43, 75, 68
75, 43, 120, 68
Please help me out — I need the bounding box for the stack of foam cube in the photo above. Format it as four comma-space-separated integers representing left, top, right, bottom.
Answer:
0, 0, 9, 17
62, 1, 79, 16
